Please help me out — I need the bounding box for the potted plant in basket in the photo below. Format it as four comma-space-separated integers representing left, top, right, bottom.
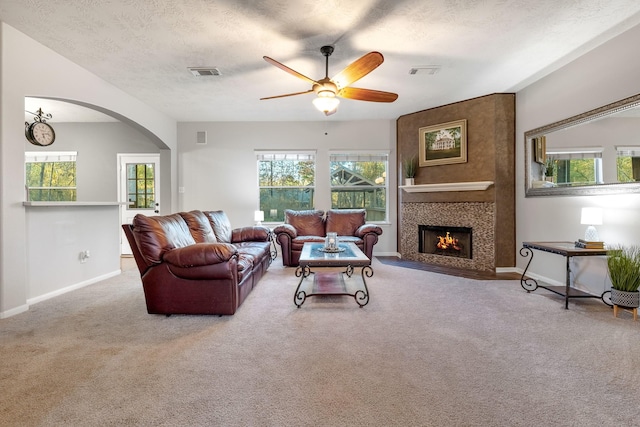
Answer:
403, 155, 417, 186
607, 245, 640, 309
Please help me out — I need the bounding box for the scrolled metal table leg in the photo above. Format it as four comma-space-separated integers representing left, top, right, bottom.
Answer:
269, 231, 278, 260
345, 264, 354, 277
354, 265, 373, 307
519, 247, 538, 292
294, 265, 311, 307
601, 289, 613, 307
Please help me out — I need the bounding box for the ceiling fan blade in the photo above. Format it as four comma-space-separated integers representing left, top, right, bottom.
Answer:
263, 56, 318, 85
260, 89, 314, 100
338, 87, 398, 103
332, 52, 384, 89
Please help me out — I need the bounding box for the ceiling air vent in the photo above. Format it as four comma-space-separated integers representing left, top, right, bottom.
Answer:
188, 67, 221, 77
409, 66, 441, 75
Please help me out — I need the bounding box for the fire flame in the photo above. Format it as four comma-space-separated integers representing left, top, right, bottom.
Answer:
436, 232, 461, 251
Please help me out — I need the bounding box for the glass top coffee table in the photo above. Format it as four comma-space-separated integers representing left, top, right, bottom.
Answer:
293, 242, 373, 308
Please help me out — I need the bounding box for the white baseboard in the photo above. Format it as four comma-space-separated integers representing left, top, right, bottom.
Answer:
374, 252, 401, 257
496, 267, 520, 274
520, 270, 564, 287
0, 303, 30, 319
27, 269, 122, 306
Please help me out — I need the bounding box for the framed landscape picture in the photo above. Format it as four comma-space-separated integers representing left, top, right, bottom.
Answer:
418, 119, 467, 167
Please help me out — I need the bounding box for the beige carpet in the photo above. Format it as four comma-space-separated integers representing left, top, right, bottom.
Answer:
1, 257, 639, 426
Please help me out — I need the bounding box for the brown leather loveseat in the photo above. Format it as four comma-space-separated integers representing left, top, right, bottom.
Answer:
122, 210, 272, 316
273, 209, 383, 267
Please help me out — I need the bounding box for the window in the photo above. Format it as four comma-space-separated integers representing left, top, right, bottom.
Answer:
330, 152, 388, 222
126, 163, 156, 209
257, 151, 315, 222
546, 148, 603, 187
25, 151, 77, 201
616, 146, 640, 183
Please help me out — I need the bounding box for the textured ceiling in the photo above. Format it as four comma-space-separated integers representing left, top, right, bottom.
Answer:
4, 0, 640, 122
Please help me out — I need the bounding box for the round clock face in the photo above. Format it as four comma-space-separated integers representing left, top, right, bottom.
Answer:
30, 122, 55, 146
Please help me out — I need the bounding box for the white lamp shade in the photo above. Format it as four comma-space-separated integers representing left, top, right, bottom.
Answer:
254, 210, 264, 222
580, 207, 603, 225
312, 96, 339, 115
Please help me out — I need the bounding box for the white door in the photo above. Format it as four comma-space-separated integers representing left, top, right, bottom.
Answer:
118, 154, 161, 255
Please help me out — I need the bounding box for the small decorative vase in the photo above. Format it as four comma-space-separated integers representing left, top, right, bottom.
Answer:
610, 289, 640, 308
405, 178, 415, 186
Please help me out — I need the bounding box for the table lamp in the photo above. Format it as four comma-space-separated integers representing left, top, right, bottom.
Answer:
580, 207, 603, 241
254, 210, 264, 226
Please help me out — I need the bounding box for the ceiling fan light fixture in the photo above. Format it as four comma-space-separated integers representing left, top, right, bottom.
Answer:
313, 96, 340, 116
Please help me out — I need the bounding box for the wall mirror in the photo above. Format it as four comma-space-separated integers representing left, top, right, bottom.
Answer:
525, 93, 640, 197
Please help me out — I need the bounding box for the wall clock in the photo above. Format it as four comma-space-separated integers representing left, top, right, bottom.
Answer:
25, 108, 56, 146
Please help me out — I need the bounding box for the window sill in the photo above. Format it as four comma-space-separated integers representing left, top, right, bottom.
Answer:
23, 201, 126, 207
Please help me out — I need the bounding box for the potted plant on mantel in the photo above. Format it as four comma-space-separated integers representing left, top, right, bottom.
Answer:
403, 155, 417, 186
607, 245, 640, 312
544, 157, 555, 182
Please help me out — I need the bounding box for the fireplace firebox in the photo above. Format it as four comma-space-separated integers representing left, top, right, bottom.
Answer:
419, 225, 472, 259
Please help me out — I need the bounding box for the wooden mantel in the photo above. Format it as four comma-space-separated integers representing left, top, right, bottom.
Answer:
399, 181, 494, 193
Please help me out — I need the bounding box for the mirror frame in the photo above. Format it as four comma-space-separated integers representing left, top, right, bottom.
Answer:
525, 92, 640, 197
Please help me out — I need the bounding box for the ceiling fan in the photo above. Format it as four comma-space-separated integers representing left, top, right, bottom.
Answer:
260, 45, 398, 116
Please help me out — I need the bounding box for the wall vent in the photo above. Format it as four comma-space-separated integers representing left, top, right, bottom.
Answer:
196, 131, 207, 145
409, 66, 441, 75
188, 67, 221, 77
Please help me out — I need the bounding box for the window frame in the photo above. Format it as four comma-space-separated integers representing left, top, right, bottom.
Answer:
329, 151, 389, 223
546, 148, 603, 187
615, 146, 640, 183
25, 151, 78, 201
256, 150, 317, 223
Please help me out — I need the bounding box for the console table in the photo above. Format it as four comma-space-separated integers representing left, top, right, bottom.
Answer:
520, 241, 610, 309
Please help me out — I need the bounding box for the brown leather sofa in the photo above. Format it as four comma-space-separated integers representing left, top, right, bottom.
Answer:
122, 210, 273, 316
273, 209, 383, 267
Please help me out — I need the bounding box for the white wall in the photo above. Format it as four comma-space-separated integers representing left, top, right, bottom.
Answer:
0, 23, 177, 317
177, 120, 398, 255
25, 122, 161, 201
25, 205, 121, 301
516, 23, 640, 293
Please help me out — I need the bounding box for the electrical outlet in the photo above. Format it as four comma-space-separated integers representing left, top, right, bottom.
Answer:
79, 250, 91, 263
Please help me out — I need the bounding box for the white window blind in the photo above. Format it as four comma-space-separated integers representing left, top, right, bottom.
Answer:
329, 152, 389, 162
547, 148, 603, 160
616, 146, 640, 157
255, 151, 315, 161
25, 151, 77, 162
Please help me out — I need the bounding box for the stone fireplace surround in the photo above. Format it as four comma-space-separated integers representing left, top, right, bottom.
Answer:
401, 202, 495, 271
396, 93, 516, 272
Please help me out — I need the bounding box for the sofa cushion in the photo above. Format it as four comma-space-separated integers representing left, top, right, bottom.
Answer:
179, 210, 217, 243
291, 235, 327, 252
236, 253, 254, 284
203, 210, 233, 243
163, 242, 236, 267
232, 226, 270, 243
325, 209, 366, 236
133, 213, 196, 264
285, 209, 325, 237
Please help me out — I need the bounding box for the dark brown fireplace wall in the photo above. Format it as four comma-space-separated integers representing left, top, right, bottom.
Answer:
396, 93, 516, 268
